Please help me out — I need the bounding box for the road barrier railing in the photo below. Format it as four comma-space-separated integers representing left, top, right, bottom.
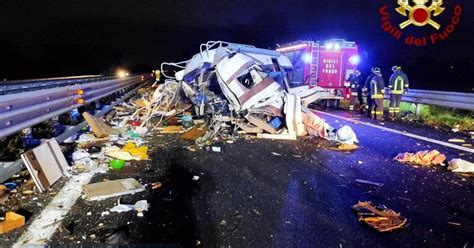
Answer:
0, 75, 113, 95
0, 75, 145, 139
383, 89, 474, 113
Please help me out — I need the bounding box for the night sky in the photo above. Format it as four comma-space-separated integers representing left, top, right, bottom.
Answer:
0, 0, 472, 91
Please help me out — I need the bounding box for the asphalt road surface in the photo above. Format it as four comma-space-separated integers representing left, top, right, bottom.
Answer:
39, 110, 474, 247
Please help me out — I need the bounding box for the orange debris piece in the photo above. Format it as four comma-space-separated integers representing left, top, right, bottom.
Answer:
394, 150, 446, 166
352, 201, 407, 232
0, 212, 25, 234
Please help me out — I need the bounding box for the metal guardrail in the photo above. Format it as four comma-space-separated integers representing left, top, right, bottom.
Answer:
399, 89, 474, 112
0, 75, 110, 95
0, 75, 145, 139
0, 79, 151, 183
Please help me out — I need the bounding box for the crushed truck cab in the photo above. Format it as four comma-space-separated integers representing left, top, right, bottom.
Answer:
159, 41, 358, 143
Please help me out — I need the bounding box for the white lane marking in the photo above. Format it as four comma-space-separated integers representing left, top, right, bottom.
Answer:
314, 110, 474, 154
13, 172, 95, 247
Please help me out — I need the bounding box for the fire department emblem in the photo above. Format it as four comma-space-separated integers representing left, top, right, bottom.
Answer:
396, 0, 445, 30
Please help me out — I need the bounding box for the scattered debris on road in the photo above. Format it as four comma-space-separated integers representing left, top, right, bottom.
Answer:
151, 182, 162, 189
355, 179, 383, 187
110, 198, 149, 214
338, 143, 359, 151
352, 201, 407, 232
0, 212, 25, 234
448, 159, 474, 174
394, 150, 446, 167
83, 178, 145, 201
21, 139, 70, 192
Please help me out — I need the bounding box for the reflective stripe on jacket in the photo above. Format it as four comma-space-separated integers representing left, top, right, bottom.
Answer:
388, 71, 409, 94
370, 74, 385, 98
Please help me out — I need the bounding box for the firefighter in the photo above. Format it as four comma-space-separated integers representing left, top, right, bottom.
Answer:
388, 66, 409, 118
363, 69, 374, 117
364, 67, 385, 120
347, 70, 363, 112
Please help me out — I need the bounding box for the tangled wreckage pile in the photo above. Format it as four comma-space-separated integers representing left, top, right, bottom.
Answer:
140, 41, 358, 145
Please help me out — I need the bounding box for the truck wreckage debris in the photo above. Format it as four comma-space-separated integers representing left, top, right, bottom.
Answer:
145, 41, 359, 144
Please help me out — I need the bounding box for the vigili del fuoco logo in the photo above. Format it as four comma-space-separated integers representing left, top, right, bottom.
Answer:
379, 0, 462, 46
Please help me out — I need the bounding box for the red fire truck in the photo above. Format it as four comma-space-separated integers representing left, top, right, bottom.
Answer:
276, 39, 360, 105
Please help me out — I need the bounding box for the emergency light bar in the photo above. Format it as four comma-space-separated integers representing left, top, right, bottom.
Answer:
276, 43, 308, 53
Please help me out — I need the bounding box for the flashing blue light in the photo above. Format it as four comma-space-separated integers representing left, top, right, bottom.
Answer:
302, 53, 312, 63
349, 55, 361, 65
325, 42, 334, 50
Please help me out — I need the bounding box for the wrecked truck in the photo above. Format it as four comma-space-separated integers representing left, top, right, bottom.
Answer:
156, 41, 357, 143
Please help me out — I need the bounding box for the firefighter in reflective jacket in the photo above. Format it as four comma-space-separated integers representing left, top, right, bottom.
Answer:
364, 67, 385, 120
348, 70, 363, 112
388, 66, 409, 117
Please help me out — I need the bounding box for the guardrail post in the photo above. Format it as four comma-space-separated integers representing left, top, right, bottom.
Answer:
415, 103, 422, 116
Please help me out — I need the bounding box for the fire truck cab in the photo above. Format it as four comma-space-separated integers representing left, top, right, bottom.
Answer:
276, 40, 360, 105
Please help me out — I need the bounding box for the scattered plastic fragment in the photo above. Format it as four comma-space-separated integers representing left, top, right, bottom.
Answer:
448, 139, 466, 143
271, 152, 282, 156
84, 178, 145, 201
330, 143, 359, 151
0, 212, 25, 234
72, 150, 91, 161
352, 201, 407, 232
335, 126, 359, 144
109, 159, 126, 170
121, 142, 149, 160
394, 150, 446, 166
448, 159, 474, 173
0, 186, 8, 204
151, 182, 162, 189
110, 199, 149, 213
134, 126, 148, 136
192, 176, 200, 181
355, 179, 383, 187
3, 182, 17, 191
106, 150, 135, 161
